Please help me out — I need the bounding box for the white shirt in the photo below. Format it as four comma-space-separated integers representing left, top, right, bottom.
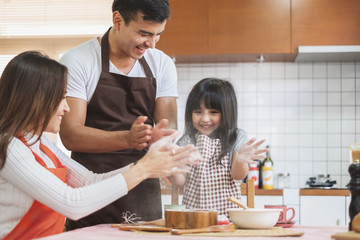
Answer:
59, 37, 178, 102
0, 134, 130, 239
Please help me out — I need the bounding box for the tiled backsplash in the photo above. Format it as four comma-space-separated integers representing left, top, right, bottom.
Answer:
176, 62, 360, 188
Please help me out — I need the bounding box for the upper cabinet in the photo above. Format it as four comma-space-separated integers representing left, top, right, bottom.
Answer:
156, 0, 360, 62
291, 0, 360, 53
208, 0, 291, 54
156, 0, 208, 56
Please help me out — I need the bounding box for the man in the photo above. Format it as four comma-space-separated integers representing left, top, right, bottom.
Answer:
59, 0, 177, 230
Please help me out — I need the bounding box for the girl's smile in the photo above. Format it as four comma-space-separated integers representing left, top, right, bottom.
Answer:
192, 103, 222, 136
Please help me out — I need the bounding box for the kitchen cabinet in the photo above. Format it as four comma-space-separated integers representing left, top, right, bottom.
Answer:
208, 0, 291, 55
156, 0, 208, 56
157, 0, 359, 63
299, 189, 350, 226
291, 0, 360, 53
157, 0, 293, 62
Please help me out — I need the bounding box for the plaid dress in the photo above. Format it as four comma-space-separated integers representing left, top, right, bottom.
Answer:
182, 133, 244, 217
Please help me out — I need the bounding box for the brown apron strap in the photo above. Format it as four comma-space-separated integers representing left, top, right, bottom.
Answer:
101, 27, 153, 78
139, 57, 154, 78
101, 27, 111, 72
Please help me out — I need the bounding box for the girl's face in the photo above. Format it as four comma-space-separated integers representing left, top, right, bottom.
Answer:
45, 97, 70, 134
192, 102, 222, 136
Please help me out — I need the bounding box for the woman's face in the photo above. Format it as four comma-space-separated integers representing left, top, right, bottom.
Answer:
45, 97, 70, 134
192, 102, 222, 136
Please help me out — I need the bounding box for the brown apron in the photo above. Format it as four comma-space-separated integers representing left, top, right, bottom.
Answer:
66, 28, 161, 231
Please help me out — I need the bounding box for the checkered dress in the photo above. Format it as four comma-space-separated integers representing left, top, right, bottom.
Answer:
182, 134, 243, 217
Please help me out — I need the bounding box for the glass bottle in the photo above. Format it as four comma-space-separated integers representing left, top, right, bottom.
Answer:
262, 146, 274, 190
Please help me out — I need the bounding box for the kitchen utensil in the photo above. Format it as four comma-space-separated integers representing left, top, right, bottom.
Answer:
137, 218, 165, 226
171, 225, 236, 235
111, 224, 171, 232
227, 197, 248, 209
165, 209, 218, 229
227, 208, 281, 229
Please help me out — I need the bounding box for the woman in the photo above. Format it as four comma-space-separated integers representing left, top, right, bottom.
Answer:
0, 51, 199, 240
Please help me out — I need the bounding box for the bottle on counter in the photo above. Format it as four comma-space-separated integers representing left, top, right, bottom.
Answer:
258, 159, 263, 189
247, 161, 260, 189
262, 146, 274, 190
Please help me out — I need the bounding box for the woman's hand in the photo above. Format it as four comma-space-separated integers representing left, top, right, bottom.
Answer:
139, 144, 199, 178
123, 131, 202, 191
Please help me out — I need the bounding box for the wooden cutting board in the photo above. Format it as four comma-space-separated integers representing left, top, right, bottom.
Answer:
132, 227, 304, 237
332, 231, 360, 239
173, 227, 304, 237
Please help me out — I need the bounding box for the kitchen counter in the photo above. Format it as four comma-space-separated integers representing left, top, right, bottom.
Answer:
37, 224, 348, 240
300, 188, 350, 196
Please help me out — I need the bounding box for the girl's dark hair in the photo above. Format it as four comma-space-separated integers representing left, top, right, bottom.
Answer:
182, 78, 238, 163
0, 51, 67, 169
112, 0, 170, 25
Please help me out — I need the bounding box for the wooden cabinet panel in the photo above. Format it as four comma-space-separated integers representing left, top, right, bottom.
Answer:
292, 0, 360, 53
156, 0, 208, 56
208, 0, 291, 54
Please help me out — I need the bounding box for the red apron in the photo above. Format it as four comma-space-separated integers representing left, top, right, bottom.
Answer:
4, 135, 67, 240
66, 27, 161, 231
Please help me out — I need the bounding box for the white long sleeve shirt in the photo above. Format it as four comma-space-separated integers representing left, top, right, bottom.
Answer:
0, 134, 130, 239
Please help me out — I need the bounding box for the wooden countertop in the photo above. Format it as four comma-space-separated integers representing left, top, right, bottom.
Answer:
300, 188, 350, 196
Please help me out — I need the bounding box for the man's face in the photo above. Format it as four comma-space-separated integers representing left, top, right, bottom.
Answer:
115, 12, 166, 60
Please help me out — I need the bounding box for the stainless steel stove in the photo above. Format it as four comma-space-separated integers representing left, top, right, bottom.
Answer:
306, 174, 337, 189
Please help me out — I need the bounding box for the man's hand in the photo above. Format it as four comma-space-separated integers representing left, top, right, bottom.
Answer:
127, 116, 152, 150
149, 119, 176, 147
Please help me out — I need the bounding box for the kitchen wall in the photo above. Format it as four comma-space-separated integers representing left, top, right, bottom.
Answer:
175, 61, 360, 189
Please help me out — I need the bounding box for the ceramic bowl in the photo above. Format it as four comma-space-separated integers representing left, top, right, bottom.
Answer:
228, 208, 281, 229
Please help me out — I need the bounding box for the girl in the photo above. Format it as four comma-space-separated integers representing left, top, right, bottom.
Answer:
0, 51, 199, 240
175, 78, 267, 216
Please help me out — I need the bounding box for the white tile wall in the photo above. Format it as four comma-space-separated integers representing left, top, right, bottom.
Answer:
176, 61, 359, 188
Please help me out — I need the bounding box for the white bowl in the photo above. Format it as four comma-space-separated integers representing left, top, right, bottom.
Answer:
228, 208, 281, 229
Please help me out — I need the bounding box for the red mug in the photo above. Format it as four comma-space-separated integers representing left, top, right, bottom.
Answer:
264, 205, 295, 223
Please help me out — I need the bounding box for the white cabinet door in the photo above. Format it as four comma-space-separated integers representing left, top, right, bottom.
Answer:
300, 196, 346, 226
346, 196, 351, 226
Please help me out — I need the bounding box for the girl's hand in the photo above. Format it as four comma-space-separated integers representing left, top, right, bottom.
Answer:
235, 138, 269, 164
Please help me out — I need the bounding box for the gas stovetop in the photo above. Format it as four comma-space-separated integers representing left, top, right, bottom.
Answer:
306, 175, 337, 188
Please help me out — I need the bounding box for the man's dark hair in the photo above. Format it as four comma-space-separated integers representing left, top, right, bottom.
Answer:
112, 0, 170, 25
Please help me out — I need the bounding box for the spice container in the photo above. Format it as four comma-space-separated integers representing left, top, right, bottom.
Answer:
275, 173, 290, 189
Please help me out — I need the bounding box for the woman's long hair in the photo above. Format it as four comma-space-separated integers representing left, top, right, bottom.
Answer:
182, 78, 238, 163
0, 51, 67, 169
